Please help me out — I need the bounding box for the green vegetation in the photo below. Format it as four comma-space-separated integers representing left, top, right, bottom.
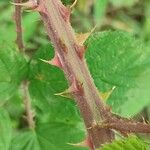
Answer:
0, 0, 150, 149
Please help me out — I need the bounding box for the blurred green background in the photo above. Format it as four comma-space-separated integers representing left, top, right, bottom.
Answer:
1, 0, 150, 47
0, 0, 150, 149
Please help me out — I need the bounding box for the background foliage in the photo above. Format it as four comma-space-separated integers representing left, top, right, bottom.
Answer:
0, 0, 150, 149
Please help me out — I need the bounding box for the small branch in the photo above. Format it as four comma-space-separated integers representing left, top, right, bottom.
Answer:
14, 0, 24, 51
103, 114, 150, 134
22, 81, 35, 129
14, 0, 35, 129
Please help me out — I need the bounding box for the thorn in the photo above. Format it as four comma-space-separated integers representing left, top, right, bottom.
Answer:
54, 90, 73, 99
68, 136, 94, 150
90, 24, 97, 34
76, 25, 97, 45
10, 0, 38, 9
55, 79, 78, 97
68, 141, 87, 147
141, 116, 147, 124
40, 54, 63, 68
70, 0, 78, 9
100, 86, 116, 101
56, 76, 83, 96
32, 2, 47, 14
76, 32, 91, 46
39, 59, 49, 63
70, 76, 83, 93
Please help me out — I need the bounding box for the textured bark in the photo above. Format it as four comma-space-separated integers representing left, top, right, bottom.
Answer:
38, 0, 114, 148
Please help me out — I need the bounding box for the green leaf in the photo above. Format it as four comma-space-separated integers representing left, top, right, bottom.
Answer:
0, 7, 39, 46
0, 59, 11, 82
11, 123, 87, 150
29, 44, 82, 124
0, 108, 12, 150
85, 31, 150, 117
0, 44, 28, 102
0, 7, 15, 44
100, 136, 147, 150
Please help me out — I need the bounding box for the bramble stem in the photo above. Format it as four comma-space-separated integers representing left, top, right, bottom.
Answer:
14, 0, 24, 51
38, 0, 114, 148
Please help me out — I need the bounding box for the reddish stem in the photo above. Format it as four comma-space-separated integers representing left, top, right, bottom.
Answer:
14, 0, 24, 51
38, 0, 114, 148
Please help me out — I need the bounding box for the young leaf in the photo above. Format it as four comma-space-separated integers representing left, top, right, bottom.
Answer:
0, 108, 12, 150
85, 31, 150, 117
100, 136, 147, 150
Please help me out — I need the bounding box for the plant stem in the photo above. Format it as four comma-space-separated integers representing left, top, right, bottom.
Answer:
38, 0, 114, 148
14, 0, 24, 51
22, 81, 35, 129
14, 0, 35, 129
